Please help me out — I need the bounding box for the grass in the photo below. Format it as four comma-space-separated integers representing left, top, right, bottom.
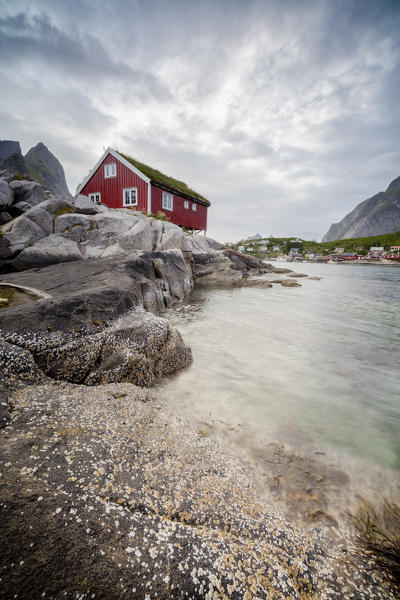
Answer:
118, 151, 210, 205
347, 499, 400, 584
150, 211, 170, 222
0, 287, 15, 309
55, 206, 76, 218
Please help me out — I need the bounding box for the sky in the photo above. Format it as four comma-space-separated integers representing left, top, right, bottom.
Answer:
1, 0, 399, 242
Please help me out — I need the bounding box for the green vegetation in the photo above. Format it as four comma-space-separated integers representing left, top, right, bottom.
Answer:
348, 500, 400, 584
118, 151, 210, 205
55, 206, 76, 218
0, 230, 4, 238
229, 231, 400, 259
12, 173, 26, 181
0, 287, 15, 309
150, 211, 170, 222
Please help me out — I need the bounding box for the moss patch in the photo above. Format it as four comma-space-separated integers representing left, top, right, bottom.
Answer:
55, 206, 76, 218
0, 287, 15, 309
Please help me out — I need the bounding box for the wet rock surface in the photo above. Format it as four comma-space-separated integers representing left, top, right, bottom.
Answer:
1, 381, 398, 599
0, 251, 194, 386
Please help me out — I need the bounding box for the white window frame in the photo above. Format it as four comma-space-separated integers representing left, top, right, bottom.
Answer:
192, 202, 197, 211
162, 191, 173, 211
184, 200, 189, 209
104, 162, 116, 178
88, 192, 101, 204
122, 187, 138, 207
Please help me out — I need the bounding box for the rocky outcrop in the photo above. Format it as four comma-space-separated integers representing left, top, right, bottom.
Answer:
0, 140, 71, 199
0, 250, 194, 385
1, 152, 29, 178
0, 140, 21, 164
322, 174, 400, 241
24, 142, 71, 198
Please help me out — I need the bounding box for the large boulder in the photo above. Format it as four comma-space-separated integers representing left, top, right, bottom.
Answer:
85, 310, 192, 385
73, 194, 99, 215
3, 216, 47, 256
193, 252, 243, 285
0, 180, 13, 209
13, 235, 83, 270
120, 218, 157, 252
92, 210, 139, 234
9, 180, 45, 207
54, 213, 92, 233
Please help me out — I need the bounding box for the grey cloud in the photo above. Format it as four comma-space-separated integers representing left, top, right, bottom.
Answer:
0, 11, 172, 102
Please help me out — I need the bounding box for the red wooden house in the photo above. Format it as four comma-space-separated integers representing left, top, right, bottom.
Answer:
76, 148, 210, 233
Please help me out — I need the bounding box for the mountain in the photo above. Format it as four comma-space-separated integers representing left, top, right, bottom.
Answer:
24, 143, 71, 198
0, 140, 21, 164
0, 140, 71, 198
322, 175, 400, 242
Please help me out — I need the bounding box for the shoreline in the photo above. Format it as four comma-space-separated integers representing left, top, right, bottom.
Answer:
1, 249, 399, 598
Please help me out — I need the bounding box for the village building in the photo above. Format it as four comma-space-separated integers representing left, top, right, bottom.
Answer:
77, 148, 210, 233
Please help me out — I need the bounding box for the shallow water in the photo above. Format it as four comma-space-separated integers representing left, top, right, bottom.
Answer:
159, 262, 400, 525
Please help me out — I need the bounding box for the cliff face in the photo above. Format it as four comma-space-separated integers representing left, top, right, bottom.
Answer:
0, 140, 21, 164
24, 142, 71, 198
322, 175, 400, 242
0, 140, 71, 198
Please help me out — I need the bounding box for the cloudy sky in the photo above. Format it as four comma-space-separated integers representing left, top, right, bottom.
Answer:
1, 0, 399, 241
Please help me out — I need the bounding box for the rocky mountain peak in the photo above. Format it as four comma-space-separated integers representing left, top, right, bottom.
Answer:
24, 142, 71, 199
322, 174, 400, 242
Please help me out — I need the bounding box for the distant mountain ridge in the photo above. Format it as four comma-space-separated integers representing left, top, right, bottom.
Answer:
322, 175, 400, 242
0, 140, 71, 198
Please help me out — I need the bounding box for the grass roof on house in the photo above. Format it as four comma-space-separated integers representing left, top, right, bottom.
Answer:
118, 151, 210, 206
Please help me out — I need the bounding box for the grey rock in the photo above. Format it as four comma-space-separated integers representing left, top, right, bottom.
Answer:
0, 169, 13, 182
12, 201, 32, 214
0, 251, 193, 333
281, 279, 302, 287
237, 279, 273, 287
24, 142, 71, 198
193, 252, 243, 285
121, 217, 157, 251
86, 310, 191, 386
206, 236, 225, 250
323, 174, 400, 241
54, 213, 92, 233
92, 210, 139, 234
23, 205, 55, 236
0, 180, 13, 209
9, 180, 45, 206
2, 152, 29, 178
0, 211, 12, 225
74, 194, 99, 215
0, 236, 12, 260
0, 140, 21, 163
0, 338, 43, 381
3, 216, 47, 255
158, 227, 185, 251
0, 382, 10, 428
13, 235, 83, 270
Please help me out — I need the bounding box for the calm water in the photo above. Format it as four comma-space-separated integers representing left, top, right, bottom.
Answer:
160, 262, 400, 474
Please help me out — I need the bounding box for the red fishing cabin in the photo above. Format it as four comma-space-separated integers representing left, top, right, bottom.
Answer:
76, 148, 210, 233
